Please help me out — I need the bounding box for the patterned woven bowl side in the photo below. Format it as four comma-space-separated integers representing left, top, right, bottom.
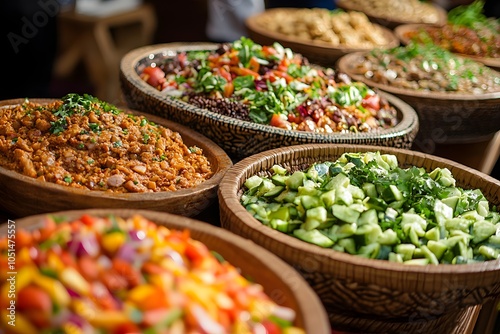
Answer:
1, 208, 331, 333
218, 143, 500, 333
120, 43, 420, 160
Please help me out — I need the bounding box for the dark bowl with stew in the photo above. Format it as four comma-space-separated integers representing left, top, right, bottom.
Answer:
119, 42, 420, 160
337, 48, 500, 147
0, 98, 232, 218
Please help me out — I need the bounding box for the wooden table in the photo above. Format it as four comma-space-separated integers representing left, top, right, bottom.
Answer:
54, 4, 157, 104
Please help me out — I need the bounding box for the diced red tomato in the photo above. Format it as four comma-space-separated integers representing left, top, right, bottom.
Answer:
17, 285, 52, 314
273, 70, 293, 83
261, 320, 281, 334
78, 255, 99, 281
113, 322, 141, 334
185, 241, 210, 263
262, 45, 277, 56
361, 94, 380, 111
219, 66, 232, 82
270, 114, 292, 130
141, 66, 166, 89
16, 229, 33, 249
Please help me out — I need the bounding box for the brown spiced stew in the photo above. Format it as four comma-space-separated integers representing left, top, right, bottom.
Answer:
0, 95, 212, 193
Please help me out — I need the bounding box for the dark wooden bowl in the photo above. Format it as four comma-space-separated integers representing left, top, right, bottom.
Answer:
120, 43, 420, 160
245, 7, 400, 67
218, 143, 500, 333
0, 208, 331, 333
337, 52, 500, 145
0, 99, 232, 218
394, 23, 500, 72
336, 0, 447, 29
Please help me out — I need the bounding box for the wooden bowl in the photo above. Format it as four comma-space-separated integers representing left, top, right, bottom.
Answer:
336, 0, 447, 29
0, 98, 232, 218
0, 208, 331, 333
245, 8, 400, 67
120, 43, 420, 160
337, 52, 500, 146
394, 23, 500, 72
218, 143, 500, 333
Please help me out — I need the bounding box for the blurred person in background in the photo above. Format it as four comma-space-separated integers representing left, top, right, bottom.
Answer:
206, 0, 265, 42
267, 0, 335, 10
0, 0, 61, 99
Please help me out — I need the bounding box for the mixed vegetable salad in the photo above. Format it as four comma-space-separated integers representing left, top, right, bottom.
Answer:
404, 0, 499, 58
241, 152, 500, 265
140, 37, 398, 133
0, 214, 304, 333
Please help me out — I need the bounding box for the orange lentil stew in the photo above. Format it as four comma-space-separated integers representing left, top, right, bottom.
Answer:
0, 94, 213, 193
0, 214, 305, 333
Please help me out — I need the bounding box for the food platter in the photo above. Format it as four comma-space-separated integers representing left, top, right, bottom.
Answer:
0, 98, 232, 218
0, 208, 331, 333
120, 42, 420, 160
336, 0, 447, 29
395, 23, 500, 71
337, 51, 500, 144
245, 7, 400, 67
218, 143, 500, 333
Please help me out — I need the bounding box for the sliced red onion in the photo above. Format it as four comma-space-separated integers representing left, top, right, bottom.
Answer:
66, 287, 80, 298
66, 233, 99, 257
251, 323, 267, 334
116, 243, 137, 262
128, 229, 146, 241
166, 249, 185, 267
67, 313, 86, 328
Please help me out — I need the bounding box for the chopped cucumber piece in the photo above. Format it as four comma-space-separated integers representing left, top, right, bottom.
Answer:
293, 229, 334, 248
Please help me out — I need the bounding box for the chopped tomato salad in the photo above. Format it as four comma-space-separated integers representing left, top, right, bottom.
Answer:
140, 37, 398, 134
0, 214, 305, 334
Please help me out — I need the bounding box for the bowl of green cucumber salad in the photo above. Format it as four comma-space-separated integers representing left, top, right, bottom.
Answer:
218, 144, 500, 333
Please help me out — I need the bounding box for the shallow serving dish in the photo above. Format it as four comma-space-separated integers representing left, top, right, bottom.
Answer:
120, 43, 419, 160
0, 208, 331, 333
218, 143, 500, 333
395, 23, 500, 71
245, 7, 400, 67
0, 98, 232, 218
337, 51, 500, 145
336, 0, 447, 29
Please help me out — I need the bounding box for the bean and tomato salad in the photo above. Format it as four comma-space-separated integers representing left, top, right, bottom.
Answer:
0, 214, 304, 334
140, 38, 399, 134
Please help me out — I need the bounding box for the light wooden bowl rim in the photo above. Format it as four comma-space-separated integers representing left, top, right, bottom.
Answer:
120, 43, 419, 141
337, 51, 500, 101
218, 143, 500, 276
1, 208, 331, 333
0, 98, 233, 203
245, 7, 401, 53
394, 23, 500, 70
336, 0, 448, 27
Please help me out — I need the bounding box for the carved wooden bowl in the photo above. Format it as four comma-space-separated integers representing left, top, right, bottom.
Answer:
336, 0, 447, 29
218, 143, 500, 333
245, 7, 400, 67
0, 98, 232, 218
119, 43, 420, 160
1, 208, 331, 333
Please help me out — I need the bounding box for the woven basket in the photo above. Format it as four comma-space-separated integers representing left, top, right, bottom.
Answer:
218, 144, 500, 333
1, 208, 331, 333
245, 8, 400, 68
337, 52, 500, 145
120, 43, 419, 160
336, 0, 447, 29
394, 23, 500, 72
0, 98, 232, 218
